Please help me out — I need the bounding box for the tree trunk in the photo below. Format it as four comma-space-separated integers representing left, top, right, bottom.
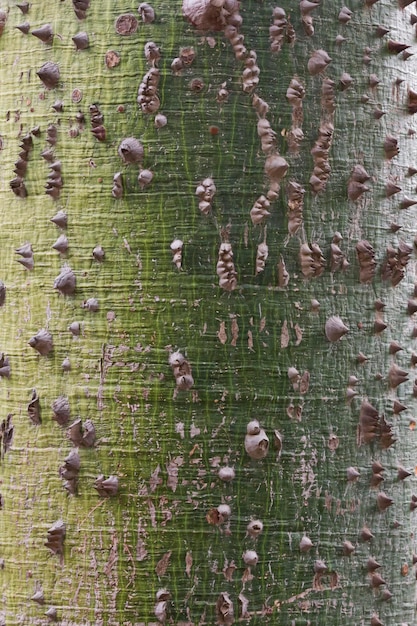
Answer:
0, 0, 416, 624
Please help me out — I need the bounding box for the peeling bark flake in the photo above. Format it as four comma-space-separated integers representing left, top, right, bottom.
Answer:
136, 529, 148, 562
241, 567, 254, 583
185, 551, 193, 577
223, 560, 236, 581
281, 320, 289, 348
155, 550, 172, 577
230, 315, 239, 346
148, 499, 157, 528
166, 456, 183, 492
287, 403, 303, 421
299, 371, 310, 394
149, 465, 162, 492
294, 323, 303, 345
217, 321, 227, 344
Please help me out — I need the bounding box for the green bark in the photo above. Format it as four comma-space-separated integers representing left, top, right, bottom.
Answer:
0, 0, 416, 624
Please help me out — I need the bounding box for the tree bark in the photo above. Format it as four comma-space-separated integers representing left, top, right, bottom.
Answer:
0, 0, 416, 624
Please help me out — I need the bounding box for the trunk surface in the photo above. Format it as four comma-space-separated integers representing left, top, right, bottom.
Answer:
0, 1, 416, 624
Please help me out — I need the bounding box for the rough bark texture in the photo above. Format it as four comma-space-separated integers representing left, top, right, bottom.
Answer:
0, 1, 417, 625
